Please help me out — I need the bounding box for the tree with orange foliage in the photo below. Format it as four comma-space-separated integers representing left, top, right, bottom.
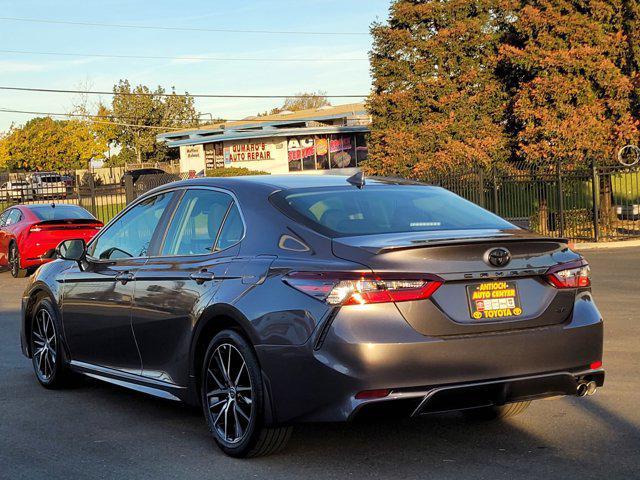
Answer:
500, 0, 638, 169
365, 0, 512, 178
366, 0, 640, 177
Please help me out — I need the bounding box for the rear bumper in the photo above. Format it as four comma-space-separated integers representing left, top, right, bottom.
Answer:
20, 230, 98, 268
351, 369, 605, 420
255, 292, 603, 424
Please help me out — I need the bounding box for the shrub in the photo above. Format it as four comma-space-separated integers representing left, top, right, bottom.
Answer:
205, 167, 269, 177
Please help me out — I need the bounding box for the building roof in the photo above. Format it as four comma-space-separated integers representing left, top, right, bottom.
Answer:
157, 102, 370, 148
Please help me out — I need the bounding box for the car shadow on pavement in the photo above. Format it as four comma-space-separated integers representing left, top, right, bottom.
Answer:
24, 372, 634, 478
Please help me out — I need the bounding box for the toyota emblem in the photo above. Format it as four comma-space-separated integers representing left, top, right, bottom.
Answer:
486, 248, 511, 268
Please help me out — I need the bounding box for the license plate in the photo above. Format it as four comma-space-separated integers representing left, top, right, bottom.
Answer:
466, 281, 523, 320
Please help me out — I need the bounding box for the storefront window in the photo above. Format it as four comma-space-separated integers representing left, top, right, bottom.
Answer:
315, 136, 329, 169
355, 133, 369, 164
286, 133, 366, 172
329, 134, 356, 169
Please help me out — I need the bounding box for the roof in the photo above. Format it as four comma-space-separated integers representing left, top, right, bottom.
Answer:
157, 102, 370, 148
146, 174, 423, 196
160, 125, 369, 148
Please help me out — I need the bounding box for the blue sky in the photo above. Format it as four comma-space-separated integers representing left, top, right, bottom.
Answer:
0, 0, 391, 132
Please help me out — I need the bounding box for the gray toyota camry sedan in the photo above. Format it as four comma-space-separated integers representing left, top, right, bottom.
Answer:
20, 174, 604, 457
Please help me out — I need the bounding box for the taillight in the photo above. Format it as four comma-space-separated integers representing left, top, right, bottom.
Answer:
283, 271, 443, 306
546, 260, 591, 288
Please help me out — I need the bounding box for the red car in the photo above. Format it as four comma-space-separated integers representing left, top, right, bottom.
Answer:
0, 204, 103, 277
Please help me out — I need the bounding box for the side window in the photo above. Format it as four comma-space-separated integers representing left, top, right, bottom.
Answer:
0, 210, 9, 227
5, 209, 21, 226
160, 189, 232, 256
88, 192, 173, 260
216, 203, 244, 251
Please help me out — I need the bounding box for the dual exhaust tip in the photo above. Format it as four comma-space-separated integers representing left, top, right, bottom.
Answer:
576, 381, 598, 397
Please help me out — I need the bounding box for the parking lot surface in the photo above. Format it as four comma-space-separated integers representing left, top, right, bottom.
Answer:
1, 248, 639, 479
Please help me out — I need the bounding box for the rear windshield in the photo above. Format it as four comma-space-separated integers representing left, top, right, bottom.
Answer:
29, 205, 95, 221
273, 186, 514, 237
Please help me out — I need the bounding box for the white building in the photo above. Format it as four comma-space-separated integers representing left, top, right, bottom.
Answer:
157, 103, 370, 175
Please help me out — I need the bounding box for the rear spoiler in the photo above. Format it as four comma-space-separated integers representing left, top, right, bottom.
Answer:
33, 218, 101, 225
373, 236, 569, 255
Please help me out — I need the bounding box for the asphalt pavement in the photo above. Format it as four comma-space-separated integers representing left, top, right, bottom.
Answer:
1, 247, 639, 479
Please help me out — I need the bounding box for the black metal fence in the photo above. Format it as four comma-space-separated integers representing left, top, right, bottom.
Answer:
422, 162, 640, 242
0, 170, 191, 224
3, 164, 640, 242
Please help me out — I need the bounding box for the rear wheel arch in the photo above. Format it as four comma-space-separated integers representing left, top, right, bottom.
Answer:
190, 304, 259, 389
190, 305, 277, 424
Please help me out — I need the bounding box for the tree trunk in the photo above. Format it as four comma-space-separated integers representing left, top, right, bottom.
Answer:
599, 174, 617, 235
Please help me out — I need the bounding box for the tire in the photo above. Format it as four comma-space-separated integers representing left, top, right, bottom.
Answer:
201, 330, 292, 458
9, 242, 27, 278
463, 401, 531, 421
30, 297, 71, 389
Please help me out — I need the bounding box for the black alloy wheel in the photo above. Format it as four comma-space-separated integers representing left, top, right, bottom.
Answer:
30, 298, 69, 388
202, 330, 292, 457
9, 242, 26, 278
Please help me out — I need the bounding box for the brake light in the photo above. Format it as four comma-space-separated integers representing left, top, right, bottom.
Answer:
546, 260, 591, 288
283, 271, 443, 306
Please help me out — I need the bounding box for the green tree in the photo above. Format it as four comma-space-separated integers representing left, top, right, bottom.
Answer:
0, 117, 104, 171
92, 102, 118, 147
281, 90, 331, 112
257, 90, 331, 116
365, 0, 512, 178
110, 79, 200, 164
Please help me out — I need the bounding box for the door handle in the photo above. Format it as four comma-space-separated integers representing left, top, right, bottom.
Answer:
190, 270, 215, 284
115, 271, 135, 285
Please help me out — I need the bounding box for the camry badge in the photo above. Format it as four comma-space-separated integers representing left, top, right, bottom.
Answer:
486, 248, 511, 268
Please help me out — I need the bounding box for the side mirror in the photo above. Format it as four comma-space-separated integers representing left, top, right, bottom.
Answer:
56, 239, 87, 263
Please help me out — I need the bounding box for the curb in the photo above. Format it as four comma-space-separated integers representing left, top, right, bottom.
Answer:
571, 239, 640, 251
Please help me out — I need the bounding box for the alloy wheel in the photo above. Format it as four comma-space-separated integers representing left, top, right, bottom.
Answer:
32, 308, 57, 381
204, 343, 254, 444
10, 244, 20, 277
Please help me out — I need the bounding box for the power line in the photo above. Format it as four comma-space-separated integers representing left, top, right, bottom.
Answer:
0, 107, 214, 124
0, 108, 188, 130
0, 107, 368, 128
0, 49, 368, 63
0, 16, 369, 36
0, 86, 367, 99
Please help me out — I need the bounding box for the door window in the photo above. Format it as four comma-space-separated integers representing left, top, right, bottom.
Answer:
160, 189, 233, 256
88, 192, 174, 260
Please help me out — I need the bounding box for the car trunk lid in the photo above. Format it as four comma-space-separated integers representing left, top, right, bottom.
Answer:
332, 229, 581, 336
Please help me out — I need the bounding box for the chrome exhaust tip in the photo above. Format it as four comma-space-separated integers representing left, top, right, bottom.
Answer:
586, 381, 598, 396
576, 383, 588, 397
